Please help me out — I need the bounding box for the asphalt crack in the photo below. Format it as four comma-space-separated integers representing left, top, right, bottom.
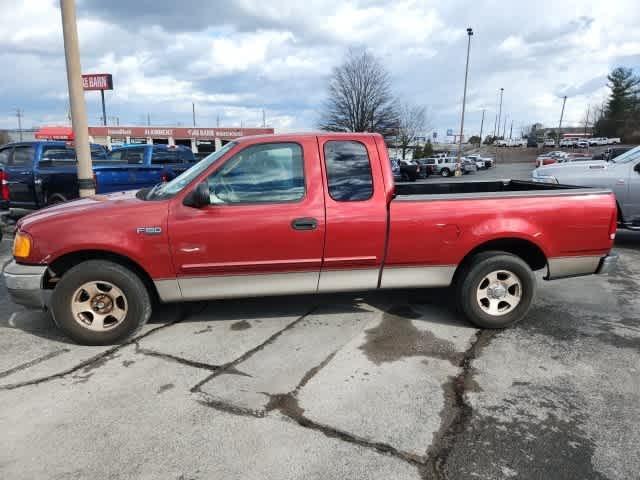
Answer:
134, 344, 221, 372
0, 303, 206, 390
0, 348, 70, 379
190, 306, 317, 393
422, 328, 497, 479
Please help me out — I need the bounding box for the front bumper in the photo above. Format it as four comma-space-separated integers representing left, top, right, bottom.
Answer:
596, 253, 618, 275
3, 260, 49, 309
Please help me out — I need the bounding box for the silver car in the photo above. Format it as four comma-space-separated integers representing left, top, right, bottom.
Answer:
532, 145, 640, 228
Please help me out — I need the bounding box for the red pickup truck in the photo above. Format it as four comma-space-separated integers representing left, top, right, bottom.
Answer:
4, 133, 618, 345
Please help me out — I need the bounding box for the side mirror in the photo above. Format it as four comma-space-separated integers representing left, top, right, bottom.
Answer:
634, 163, 640, 174
183, 182, 210, 208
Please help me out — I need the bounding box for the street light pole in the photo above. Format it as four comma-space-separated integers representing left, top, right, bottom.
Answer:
557, 96, 567, 147
456, 27, 473, 175
496, 88, 504, 139
479, 108, 485, 148
60, 0, 94, 197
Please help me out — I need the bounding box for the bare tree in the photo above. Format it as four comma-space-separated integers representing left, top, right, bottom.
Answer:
396, 102, 428, 159
319, 49, 399, 137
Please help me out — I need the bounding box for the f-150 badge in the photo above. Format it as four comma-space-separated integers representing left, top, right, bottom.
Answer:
136, 227, 162, 235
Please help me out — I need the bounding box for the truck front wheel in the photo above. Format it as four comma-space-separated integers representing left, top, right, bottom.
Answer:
456, 252, 536, 329
51, 260, 152, 345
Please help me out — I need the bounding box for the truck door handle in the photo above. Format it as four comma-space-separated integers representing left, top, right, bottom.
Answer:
291, 218, 318, 230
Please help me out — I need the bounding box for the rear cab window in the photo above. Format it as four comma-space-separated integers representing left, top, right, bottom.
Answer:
12, 146, 34, 166
152, 149, 178, 165
323, 141, 374, 201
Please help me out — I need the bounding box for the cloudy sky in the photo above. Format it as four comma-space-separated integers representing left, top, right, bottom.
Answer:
1, 0, 639, 138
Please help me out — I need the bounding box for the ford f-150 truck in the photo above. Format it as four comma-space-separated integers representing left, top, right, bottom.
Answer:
4, 133, 618, 345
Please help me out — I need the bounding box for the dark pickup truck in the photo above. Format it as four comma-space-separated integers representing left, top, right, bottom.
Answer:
0, 141, 194, 211
109, 144, 196, 188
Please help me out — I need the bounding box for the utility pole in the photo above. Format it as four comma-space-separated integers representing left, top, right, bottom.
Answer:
456, 27, 473, 175
509, 120, 513, 139
496, 87, 504, 138
16, 109, 23, 141
557, 96, 567, 147
192, 102, 196, 127
60, 0, 94, 197
502, 116, 507, 138
262, 109, 266, 128
479, 109, 485, 147
216, 114, 220, 128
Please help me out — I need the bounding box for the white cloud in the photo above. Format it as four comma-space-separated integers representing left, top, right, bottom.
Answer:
1, 0, 640, 133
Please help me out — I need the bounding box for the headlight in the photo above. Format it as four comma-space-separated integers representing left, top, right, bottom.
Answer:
13, 232, 32, 259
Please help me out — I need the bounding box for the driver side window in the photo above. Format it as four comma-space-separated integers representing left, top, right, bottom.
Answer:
206, 142, 305, 204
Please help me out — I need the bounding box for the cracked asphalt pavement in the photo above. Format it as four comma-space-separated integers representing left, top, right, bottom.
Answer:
0, 231, 639, 479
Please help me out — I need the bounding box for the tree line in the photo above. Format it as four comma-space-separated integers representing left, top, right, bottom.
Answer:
594, 67, 640, 142
319, 49, 430, 159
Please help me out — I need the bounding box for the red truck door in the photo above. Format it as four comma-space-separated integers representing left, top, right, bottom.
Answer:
316, 136, 389, 292
167, 137, 325, 299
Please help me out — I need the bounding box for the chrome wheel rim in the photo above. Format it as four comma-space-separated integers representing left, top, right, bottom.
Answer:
70, 281, 127, 331
476, 270, 522, 316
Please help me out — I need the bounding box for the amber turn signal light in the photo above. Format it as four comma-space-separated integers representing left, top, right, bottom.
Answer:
13, 232, 32, 258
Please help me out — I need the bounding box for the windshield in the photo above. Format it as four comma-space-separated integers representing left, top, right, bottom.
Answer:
146, 141, 236, 200
610, 145, 640, 164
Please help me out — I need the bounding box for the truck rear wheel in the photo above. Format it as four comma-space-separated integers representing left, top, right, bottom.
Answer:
51, 260, 152, 345
455, 252, 536, 329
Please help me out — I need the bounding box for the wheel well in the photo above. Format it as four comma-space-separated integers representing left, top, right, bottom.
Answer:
453, 238, 548, 282
44, 250, 158, 303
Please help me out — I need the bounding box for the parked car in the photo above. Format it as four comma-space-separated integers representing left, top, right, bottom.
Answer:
544, 138, 556, 147
465, 154, 494, 169
609, 137, 621, 144
393, 159, 420, 181
0, 141, 133, 210
3, 132, 617, 344
532, 145, 640, 229
576, 140, 589, 148
527, 137, 538, 148
109, 144, 196, 184
413, 159, 434, 177
461, 159, 478, 174
559, 139, 575, 148
424, 156, 461, 177
508, 138, 526, 147
535, 151, 569, 167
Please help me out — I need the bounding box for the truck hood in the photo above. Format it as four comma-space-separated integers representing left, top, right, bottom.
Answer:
17, 190, 147, 231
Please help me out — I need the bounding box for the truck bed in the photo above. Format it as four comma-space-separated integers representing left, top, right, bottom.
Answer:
393, 179, 606, 200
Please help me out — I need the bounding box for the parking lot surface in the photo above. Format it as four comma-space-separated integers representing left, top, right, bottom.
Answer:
1, 185, 639, 479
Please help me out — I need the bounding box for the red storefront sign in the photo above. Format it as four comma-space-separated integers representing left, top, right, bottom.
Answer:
35, 126, 74, 140
82, 73, 113, 91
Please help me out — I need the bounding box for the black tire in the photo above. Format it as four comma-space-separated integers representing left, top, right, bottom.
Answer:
47, 193, 68, 205
441, 168, 451, 177
51, 260, 152, 345
455, 251, 536, 329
